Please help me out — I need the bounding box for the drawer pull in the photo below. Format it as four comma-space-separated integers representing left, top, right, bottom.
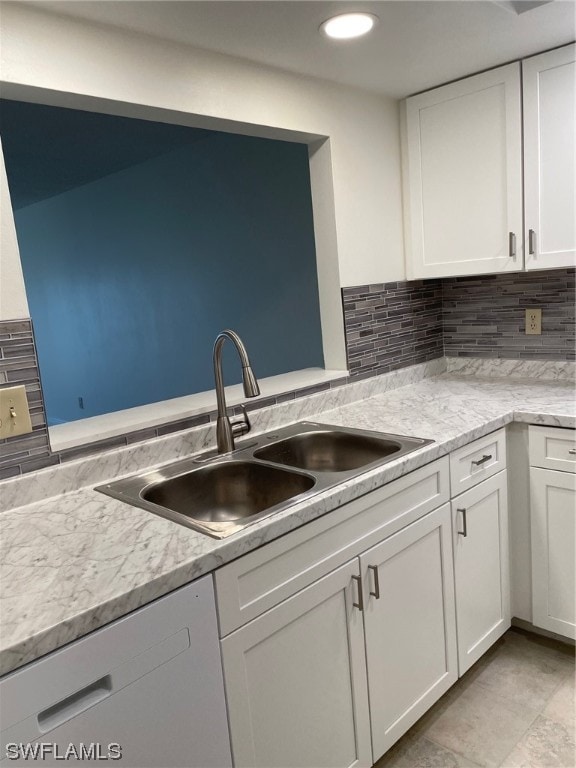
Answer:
368, 565, 380, 600
472, 454, 492, 467
457, 508, 468, 537
569, 449, 576, 456
38, 675, 112, 732
352, 575, 364, 612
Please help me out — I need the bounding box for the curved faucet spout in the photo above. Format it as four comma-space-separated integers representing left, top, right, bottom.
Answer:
213, 330, 261, 454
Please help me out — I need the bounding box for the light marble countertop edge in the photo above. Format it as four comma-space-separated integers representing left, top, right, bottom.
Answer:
1, 373, 574, 677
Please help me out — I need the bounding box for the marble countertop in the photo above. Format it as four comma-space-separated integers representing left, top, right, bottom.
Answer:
1, 372, 574, 677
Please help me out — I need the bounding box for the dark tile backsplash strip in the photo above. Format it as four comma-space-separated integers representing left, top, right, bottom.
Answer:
342, 280, 444, 378
443, 268, 575, 360
0, 319, 51, 479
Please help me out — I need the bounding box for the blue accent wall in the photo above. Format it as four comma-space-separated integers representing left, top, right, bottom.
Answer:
0, 99, 214, 209
4, 105, 323, 425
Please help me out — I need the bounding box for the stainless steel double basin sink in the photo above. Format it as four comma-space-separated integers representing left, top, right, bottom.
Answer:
96, 422, 433, 539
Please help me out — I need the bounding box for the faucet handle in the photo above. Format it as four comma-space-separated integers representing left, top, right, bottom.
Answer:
231, 405, 252, 439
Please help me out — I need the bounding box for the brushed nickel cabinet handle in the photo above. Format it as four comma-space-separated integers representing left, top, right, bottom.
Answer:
352, 575, 364, 612
529, 229, 536, 255
457, 508, 468, 537
509, 232, 517, 259
472, 454, 492, 467
368, 565, 380, 599
569, 449, 576, 455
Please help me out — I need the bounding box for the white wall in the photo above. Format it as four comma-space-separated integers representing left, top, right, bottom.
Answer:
0, 3, 405, 293
0, 139, 29, 320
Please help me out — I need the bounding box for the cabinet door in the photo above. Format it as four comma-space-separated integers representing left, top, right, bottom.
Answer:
360, 504, 458, 762
221, 559, 372, 768
531, 467, 576, 639
524, 44, 576, 270
404, 63, 522, 278
452, 471, 510, 675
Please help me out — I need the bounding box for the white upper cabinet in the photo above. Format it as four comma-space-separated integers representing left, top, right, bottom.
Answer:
404, 44, 576, 279
523, 44, 576, 271
404, 63, 523, 279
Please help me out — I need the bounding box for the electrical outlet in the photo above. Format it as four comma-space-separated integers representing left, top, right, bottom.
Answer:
0, 385, 33, 439
525, 308, 542, 335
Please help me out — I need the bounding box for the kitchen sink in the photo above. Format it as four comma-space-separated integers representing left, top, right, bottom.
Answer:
96, 422, 433, 538
254, 431, 402, 472
143, 461, 314, 527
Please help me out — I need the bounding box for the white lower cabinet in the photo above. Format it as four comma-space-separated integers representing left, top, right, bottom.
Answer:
529, 426, 576, 640
220, 500, 458, 768
451, 471, 510, 675
221, 558, 372, 768
531, 467, 576, 639
218, 447, 517, 767
361, 503, 457, 762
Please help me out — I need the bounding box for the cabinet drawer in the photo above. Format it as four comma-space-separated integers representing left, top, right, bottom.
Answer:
529, 426, 576, 473
215, 457, 449, 636
450, 429, 506, 496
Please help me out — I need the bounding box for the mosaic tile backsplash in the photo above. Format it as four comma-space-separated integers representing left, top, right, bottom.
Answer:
342, 280, 444, 378
343, 268, 575, 375
1, 267, 574, 478
443, 269, 575, 360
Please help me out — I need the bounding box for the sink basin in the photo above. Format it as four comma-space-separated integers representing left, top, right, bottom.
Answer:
96, 421, 433, 539
254, 431, 402, 472
143, 461, 314, 525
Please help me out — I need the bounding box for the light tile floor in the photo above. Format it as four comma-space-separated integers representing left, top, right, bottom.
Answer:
375, 629, 575, 768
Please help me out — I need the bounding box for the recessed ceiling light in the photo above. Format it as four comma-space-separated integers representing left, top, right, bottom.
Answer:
320, 12, 378, 40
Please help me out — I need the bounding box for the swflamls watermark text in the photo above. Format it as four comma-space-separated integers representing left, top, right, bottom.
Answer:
5, 743, 122, 761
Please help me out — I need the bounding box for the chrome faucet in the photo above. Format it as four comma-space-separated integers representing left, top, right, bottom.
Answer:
213, 330, 260, 453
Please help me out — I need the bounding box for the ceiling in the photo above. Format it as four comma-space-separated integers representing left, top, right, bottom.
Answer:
25, 0, 576, 97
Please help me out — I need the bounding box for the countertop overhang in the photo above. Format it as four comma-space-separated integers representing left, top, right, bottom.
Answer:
1, 372, 574, 676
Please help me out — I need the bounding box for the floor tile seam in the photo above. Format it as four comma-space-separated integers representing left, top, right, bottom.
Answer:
542, 671, 576, 728
496, 710, 556, 767
423, 677, 543, 767
503, 646, 576, 671
516, 712, 576, 766
420, 732, 486, 767
535, 712, 576, 744
468, 655, 573, 712
418, 735, 485, 767
467, 674, 548, 716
